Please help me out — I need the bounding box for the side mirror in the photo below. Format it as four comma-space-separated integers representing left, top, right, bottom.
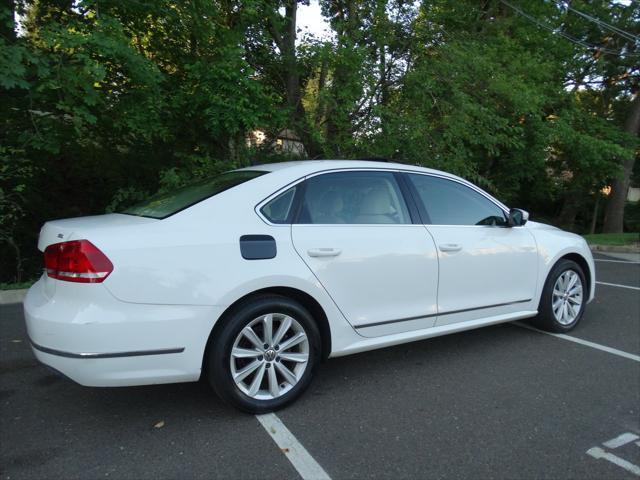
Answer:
508, 208, 529, 227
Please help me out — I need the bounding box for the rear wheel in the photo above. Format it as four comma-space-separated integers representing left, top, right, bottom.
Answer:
207, 295, 320, 413
531, 259, 586, 332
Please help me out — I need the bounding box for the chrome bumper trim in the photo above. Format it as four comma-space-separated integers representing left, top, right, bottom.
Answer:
29, 337, 184, 359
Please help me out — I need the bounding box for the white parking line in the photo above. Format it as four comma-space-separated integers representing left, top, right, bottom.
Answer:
596, 281, 640, 291
256, 413, 331, 480
603, 432, 640, 449
515, 323, 640, 362
594, 259, 640, 264
586, 447, 640, 476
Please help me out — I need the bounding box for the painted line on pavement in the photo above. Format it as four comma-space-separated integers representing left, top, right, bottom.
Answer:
603, 432, 639, 449
256, 412, 331, 480
596, 281, 640, 291
515, 323, 640, 363
586, 447, 640, 476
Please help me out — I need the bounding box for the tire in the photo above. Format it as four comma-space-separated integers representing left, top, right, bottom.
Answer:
207, 294, 321, 413
531, 259, 587, 333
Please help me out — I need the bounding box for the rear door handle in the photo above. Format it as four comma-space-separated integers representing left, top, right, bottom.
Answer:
439, 243, 462, 252
307, 248, 342, 258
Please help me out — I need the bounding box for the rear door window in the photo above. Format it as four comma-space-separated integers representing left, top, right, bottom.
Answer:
296, 171, 411, 224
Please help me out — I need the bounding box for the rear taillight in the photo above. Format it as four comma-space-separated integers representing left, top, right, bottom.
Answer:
44, 240, 113, 283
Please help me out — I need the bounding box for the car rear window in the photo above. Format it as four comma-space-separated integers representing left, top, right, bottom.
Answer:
121, 170, 267, 219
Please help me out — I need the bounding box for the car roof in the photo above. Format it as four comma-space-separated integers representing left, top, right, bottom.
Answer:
240, 159, 454, 177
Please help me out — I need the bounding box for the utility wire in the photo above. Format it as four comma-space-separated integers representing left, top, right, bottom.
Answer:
560, 2, 639, 43
499, 0, 639, 57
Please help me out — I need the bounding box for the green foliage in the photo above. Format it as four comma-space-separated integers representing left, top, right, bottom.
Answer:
105, 185, 149, 213
372, 36, 557, 183
0, 146, 37, 283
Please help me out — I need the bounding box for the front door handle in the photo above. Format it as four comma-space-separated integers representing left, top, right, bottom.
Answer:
307, 248, 342, 258
439, 243, 462, 252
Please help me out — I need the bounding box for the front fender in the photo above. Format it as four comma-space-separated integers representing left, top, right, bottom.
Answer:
528, 225, 595, 307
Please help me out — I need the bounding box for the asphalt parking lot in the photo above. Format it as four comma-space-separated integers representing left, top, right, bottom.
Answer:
1, 252, 639, 479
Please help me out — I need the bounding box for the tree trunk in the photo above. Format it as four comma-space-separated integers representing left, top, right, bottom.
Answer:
589, 193, 600, 234
325, 0, 357, 156
283, 1, 298, 116
556, 189, 581, 231
266, 1, 322, 158
314, 55, 328, 127
602, 94, 640, 233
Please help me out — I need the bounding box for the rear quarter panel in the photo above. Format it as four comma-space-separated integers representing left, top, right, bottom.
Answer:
97, 193, 304, 307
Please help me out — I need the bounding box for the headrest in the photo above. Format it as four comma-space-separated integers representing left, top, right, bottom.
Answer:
358, 187, 394, 215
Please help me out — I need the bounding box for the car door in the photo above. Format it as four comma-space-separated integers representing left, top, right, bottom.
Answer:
291, 170, 439, 337
405, 173, 538, 327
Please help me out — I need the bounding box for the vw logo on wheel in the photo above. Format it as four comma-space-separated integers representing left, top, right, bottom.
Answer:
264, 349, 277, 362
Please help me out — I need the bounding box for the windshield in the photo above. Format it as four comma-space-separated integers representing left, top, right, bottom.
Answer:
121, 170, 267, 219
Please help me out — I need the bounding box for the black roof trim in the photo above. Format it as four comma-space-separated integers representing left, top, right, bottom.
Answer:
353, 157, 392, 162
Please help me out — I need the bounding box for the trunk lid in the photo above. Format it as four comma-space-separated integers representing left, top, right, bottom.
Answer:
38, 214, 158, 251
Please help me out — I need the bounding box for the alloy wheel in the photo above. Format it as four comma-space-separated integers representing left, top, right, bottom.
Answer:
230, 313, 309, 400
551, 269, 583, 325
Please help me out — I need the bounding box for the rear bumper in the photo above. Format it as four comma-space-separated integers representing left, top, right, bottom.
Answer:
24, 277, 222, 387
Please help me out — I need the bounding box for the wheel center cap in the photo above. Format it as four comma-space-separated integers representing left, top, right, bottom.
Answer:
264, 349, 276, 361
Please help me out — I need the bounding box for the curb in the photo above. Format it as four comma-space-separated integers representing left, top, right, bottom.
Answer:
589, 244, 640, 254
0, 289, 28, 305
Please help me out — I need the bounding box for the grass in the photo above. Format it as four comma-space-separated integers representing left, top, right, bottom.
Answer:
0, 280, 36, 291
583, 232, 640, 246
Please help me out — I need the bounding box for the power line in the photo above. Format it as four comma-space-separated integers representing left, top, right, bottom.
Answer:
499, 0, 639, 58
560, 2, 639, 44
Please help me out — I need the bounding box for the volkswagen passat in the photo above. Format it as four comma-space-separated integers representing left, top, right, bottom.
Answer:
24, 160, 595, 412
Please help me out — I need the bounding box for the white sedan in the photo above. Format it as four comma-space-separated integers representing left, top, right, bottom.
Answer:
24, 160, 595, 412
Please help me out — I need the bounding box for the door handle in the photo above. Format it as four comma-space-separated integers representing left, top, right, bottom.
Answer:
439, 243, 462, 252
307, 248, 342, 258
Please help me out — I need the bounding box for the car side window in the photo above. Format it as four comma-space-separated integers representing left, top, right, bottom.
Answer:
408, 174, 508, 226
261, 187, 296, 224
297, 171, 411, 225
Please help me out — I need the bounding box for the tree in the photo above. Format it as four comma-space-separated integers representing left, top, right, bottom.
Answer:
603, 94, 640, 232
555, 0, 639, 232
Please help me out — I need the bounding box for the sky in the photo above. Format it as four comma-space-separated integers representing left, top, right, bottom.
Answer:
297, 1, 333, 41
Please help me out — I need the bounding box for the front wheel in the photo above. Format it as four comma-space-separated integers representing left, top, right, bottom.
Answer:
207, 295, 320, 413
531, 259, 587, 332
